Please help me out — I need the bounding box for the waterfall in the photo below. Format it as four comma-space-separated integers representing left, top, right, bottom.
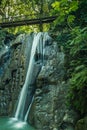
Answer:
0, 32, 53, 130
15, 32, 51, 121
24, 96, 34, 121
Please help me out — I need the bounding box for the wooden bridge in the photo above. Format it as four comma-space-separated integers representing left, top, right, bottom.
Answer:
0, 2, 57, 28
0, 15, 57, 28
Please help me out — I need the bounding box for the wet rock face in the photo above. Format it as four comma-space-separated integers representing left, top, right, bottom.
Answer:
0, 34, 33, 116
29, 42, 65, 129
0, 44, 25, 116
29, 41, 78, 130
0, 33, 78, 130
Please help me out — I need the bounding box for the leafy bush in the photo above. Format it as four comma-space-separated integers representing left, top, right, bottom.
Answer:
66, 27, 87, 116
51, 0, 87, 116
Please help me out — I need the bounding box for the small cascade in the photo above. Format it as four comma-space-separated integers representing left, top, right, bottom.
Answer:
24, 96, 34, 121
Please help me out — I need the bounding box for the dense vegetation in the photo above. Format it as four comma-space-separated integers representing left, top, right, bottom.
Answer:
0, 0, 52, 33
51, 0, 87, 117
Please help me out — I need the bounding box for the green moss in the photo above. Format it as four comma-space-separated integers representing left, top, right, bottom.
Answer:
75, 117, 87, 130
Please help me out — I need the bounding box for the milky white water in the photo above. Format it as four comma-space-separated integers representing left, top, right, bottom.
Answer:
15, 33, 43, 120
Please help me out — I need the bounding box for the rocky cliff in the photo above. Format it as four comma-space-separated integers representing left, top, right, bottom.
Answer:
0, 32, 78, 130
0, 33, 34, 116
29, 40, 79, 130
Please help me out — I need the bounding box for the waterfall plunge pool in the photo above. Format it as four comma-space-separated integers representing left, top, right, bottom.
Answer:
0, 117, 35, 130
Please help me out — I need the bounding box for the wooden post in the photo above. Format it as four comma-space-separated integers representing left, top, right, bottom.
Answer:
39, 0, 43, 32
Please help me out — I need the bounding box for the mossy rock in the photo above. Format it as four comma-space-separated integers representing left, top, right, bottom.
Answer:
75, 117, 87, 130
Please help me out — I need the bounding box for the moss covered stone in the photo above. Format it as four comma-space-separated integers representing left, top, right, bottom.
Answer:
75, 117, 87, 130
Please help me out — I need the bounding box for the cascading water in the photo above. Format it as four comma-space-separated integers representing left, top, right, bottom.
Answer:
14, 32, 52, 121
15, 32, 43, 120
0, 32, 52, 130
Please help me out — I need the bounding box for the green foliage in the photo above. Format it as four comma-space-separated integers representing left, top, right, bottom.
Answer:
68, 66, 87, 114
74, 0, 87, 27
66, 27, 87, 115
51, 0, 78, 27
51, 0, 87, 116
67, 15, 75, 23
0, 0, 51, 33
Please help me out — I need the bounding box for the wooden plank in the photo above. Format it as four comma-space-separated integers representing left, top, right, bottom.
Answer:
0, 16, 56, 28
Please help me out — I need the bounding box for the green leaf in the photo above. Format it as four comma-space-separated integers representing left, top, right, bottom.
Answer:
51, 1, 60, 9
67, 15, 75, 23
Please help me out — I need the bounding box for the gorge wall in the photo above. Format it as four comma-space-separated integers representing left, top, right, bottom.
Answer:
0, 33, 33, 116
29, 41, 78, 130
0, 32, 78, 130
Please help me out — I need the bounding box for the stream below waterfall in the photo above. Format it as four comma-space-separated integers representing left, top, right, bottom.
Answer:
0, 117, 35, 130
